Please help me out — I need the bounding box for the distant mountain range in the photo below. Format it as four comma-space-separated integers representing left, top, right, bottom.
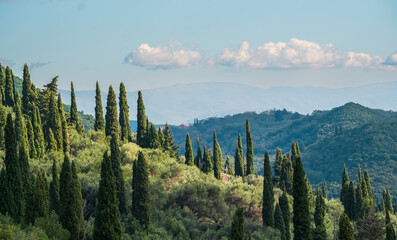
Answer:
59, 81, 397, 125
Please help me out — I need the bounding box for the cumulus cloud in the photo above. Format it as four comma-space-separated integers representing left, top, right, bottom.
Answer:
210, 38, 397, 70
124, 42, 202, 69
383, 52, 397, 66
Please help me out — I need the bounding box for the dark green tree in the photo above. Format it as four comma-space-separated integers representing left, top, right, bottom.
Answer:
363, 171, 374, 206
201, 146, 213, 174
273, 148, 283, 186
0, 168, 8, 215
110, 133, 127, 215
345, 181, 356, 220
293, 156, 312, 240
383, 188, 394, 213
163, 123, 179, 158
245, 119, 254, 175
356, 207, 384, 240
94, 81, 105, 131
136, 91, 146, 147
58, 93, 69, 154
32, 105, 45, 158
213, 130, 223, 180
313, 189, 327, 240
230, 207, 244, 240
340, 165, 350, 211
48, 93, 63, 151
105, 85, 119, 137
22, 64, 36, 116
34, 171, 49, 220
279, 192, 291, 240
356, 166, 364, 219
386, 209, 396, 240
321, 179, 327, 199
26, 119, 37, 159
225, 156, 234, 175
234, 134, 244, 177
194, 137, 202, 168
274, 203, 286, 240
338, 213, 354, 240
24, 174, 35, 225
47, 128, 58, 151
158, 127, 164, 148
148, 123, 160, 149
4, 66, 14, 107
185, 133, 194, 166
94, 151, 122, 240
280, 155, 293, 194
0, 64, 5, 104
119, 82, 132, 142
49, 159, 60, 214
71, 161, 84, 239
69, 81, 79, 126
262, 152, 274, 227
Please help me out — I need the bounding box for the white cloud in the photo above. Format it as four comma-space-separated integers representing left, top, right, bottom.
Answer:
210, 38, 397, 70
384, 52, 397, 66
124, 43, 202, 69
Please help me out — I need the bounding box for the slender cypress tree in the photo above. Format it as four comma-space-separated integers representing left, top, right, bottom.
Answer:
279, 192, 291, 240
262, 152, 274, 227
4, 114, 23, 223
345, 181, 356, 220
48, 93, 63, 151
132, 151, 151, 228
33, 105, 45, 158
321, 179, 327, 199
49, 159, 60, 214
94, 81, 105, 131
47, 128, 57, 151
0, 168, 8, 215
110, 133, 127, 215
136, 91, 146, 147
163, 123, 179, 158
275, 203, 286, 240
194, 137, 202, 168
0, 64, 5, 104
34, 171, 49, 220
58, 93, 70, 154
158, 127, 164, 148
145, 118, 150, 147
71, 161, 84, 239
119, 82, 132, 142
22, 64, 35, 115
363, 171, 374, 206
94, 151, 122, 240
313, 189, 327, 240
26, 119, 37, 159
69, 81, 79, 126
293, 156, 312, 240
185, 133, 194, 166
356, 166, 364, 219
280, 155, 293, 194
340, 165, 350, 210
360, 175, 370, 217
148, 123, 160, 149
230, 207, 244, 240
213, 130, 223, 180
338, 213, 354, 240
386, 209, 396, 240
24, 174, 35, 225
105, 85, 119, 137
201, 146, 213, 174
273, 148, 283, 186
0, 104, 5, 150
225, 156, 234, 175
234, 134, 244, 177
245, 119, 254, 175
4, 66, 14, 107
383, 188, 394, 213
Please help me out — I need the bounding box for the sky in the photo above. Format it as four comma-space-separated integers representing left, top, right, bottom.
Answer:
0, 0, 397, 92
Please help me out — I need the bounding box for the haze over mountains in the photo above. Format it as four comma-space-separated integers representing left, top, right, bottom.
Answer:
59, 81, 397, 125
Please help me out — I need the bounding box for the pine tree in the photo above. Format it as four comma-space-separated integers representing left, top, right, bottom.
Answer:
94, 151, 122, 240
58, 93, 70, 154
4, 66, 14, 107
313, 189, 327, 240
185, 133, 194, 166
321, 179, 327, 199
119, 82, 132, 142
163, 123, 179, 158
213, 130, 223, 179
110, 133, 127, 215
94, 81, 105, 131
279, 192, 291, 240
293, 156, 312, 240
4, 114, 23, 222
26, 119, 37, 159
136, 91, 146, 147
194, 137, 202, 168
105, 85, 119, 137
49, 159, 60, 214
280, 155, 293, 194
340, 165, 350, 210
225, 156, 234, 175
69, 81, 79, 126
338, 213, 354, 240
48, 93, 63, 151
234, 134, 244, 177
201, 146, 213, 174
148, 123, 160, 149
262, 152, 274, 227
273, 148, 283, 186
386, 209, 396, 240
230, 207, 244, 240
274, 203, 286, 240
47, 128, 58, 151
345, 181, 356, 220
245, 119, 254, 175
34, 171, 49, 220
132, 151, 151, 228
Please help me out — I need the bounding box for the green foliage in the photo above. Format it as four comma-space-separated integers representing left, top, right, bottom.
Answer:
185, 133, 194, 166
136, 91, 146, 147
34, 172, 49, 221
225, 156, 234, 175
4, 67, 14, 107
262, 159, 274, 227
274, 204, 285, 240
280, 155, 293, 194
26, 119, 37, 159
58, 94, 70, 154
213, 130, 223, 180
338, 213, 354, 240
69, 81, 79, 127
49, 159, 60, 214
386, 210, 396, 240
132, 152, 151, 228
230, 208, 244, 240
34, 212, 70, 240
48, 93, 63, 151
383, 188, 394, 213
245, 119, 254, 175
201, 146, 213, 174
234, 134, 244, 177
194, 137, 202, 168
94, 81, 105, 132
119, 82, 132, 142
355, 207, 384, 240
313, 190, 326, 240
279, 192, 290, 240
46, 129, 57, 152
163, 123, 179, 158
105, 85, 119, 137
273, 148, 282, 186
110, 133, 127, 215
32, 105, 45, 158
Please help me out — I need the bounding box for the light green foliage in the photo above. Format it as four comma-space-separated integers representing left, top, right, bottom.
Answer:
338, 213, 354, 240
225, 156, 234, 175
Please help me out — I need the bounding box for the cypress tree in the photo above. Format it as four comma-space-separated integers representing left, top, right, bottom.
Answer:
148, 123, 160, 149
105, 85, 119, 137
24, 174, 35, 225
293, 156, 312, 240
225, 156, 234, 175
119, 82, 132, 142
201, 146, 213, 174
136, 91, 146, 147
94, 151, 122, 240
279, 192, 291, 240
71, 161, 84, 239
4, 66, 14, 107
49, 159, 60, 214
230, 207, 244, 240
22, 64, 35, 115
110, 133, 127, 215
360, 175, 370, 217
94, 81, 105, 131
34, 171, 49, 220
313, 189, 327, 240
245, 119, 254, 175
163, 123, 179, 158
132, 151, 151, 228
158, 127, 164, 149
345, 181, 356, 220
383, 188, 394, 213
273, 148, 283, 186
58, 93, 70, 154
213, 130, 223, 179
356, 166, 364, 219
0, 104, 5, 150
280, 155, 293, 194
338, 213, 354, 240
262, 152, 274, 227
194, 137, 202, 168
340, 165, 350, 210
26, 119, 37, 159
363, 171, 374, 206
321, 179, 327, 199
0, 168, 8, 215
274, 203, 286, 240
32, 105, 45, 158
4, 114, 23, 222
0, 64, 5, 104
47, 128, 57, 151
48, 93, 63, 151
69, 81, 79, 126
386, 209, 396, 240
234, 134, 244, 177
185, 133, 194, 166
145, 118, 150, 147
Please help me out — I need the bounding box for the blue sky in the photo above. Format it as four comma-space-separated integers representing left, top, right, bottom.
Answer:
0, 0, 396, 91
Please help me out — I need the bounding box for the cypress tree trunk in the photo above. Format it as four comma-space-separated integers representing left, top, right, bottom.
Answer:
245, 119, 254, 175
105, 85, 119, 137
185, 133, 194, 166
110, 133, 127, 215
94, 81, 105, 131
136, 91, 146, 147
234, 134, 244, 177
230, 208, 244, 240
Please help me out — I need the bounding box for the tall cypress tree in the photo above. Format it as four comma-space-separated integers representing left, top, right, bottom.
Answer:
4, 66, 14, 107
48, 93, 63, 151
262, 152, 274, 227
47, 128, 57, 151
383, 188, 394, 213
22, 64, 35, 115
110, 133, 127, 215
94, 151, 122, 240
94, 81, 105, 131
279, 192, 291, 240
313, 189, 327, 240
386, 209, 396, 240
230, 207, 244, 240
340, 165, 350, 210
201, 146, 213, 174
4, 114, 23, 222
225, 156, 234, 175
194, 137, 202, 168
185, 133, 194, 166
356, 166, 364, 219
34, 171, 49, 220
234, 134, 244, 177
293, 156, 312, 240
26, 119, 37, 159
0, 64, 5, 104
24, 174, 35, 225
273, 148, 283, 186
274, 203, 286, 240
49, 159, 60, 214
338, 213, 354, 240
132, 151, 151, 228
0, 168, 8, 215
119, 82, 132, 142
32, 105, 45, 158
280, 155, 293, 194
360, 174, 370, 217
71, 161, 84, 239
136, 91, 146, 147
345, 181, 356, 220
105, 85, 119, 137
321, 179, 328, 199
213, 130, 223, 180
363, 171, 374, 206
58, 93, 69, 154
245, 119, 254, 175
69, 81, 79, 126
